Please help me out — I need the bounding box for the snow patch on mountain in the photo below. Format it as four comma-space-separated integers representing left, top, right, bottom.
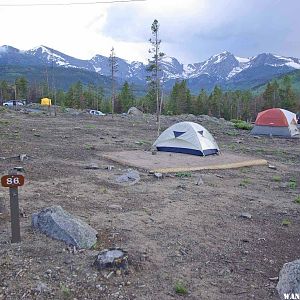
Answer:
235, 56, 250, 63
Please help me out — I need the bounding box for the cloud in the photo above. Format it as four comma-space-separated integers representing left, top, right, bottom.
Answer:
0, 0, 299, 63
101, 0, 300, 62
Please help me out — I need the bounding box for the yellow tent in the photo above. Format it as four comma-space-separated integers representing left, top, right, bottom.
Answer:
41, 98, 51, 106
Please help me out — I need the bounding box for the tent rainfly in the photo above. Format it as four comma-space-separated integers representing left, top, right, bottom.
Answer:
41, 98, 52, 106
153, 121, 219, 156
250, 108, 299, 137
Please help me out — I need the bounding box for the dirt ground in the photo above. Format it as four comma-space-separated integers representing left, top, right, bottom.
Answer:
0, 108, 299, 300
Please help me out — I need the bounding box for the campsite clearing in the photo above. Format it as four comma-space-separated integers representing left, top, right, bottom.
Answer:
0, 109, 299, 300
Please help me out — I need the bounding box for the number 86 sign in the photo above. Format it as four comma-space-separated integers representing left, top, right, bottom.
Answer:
1, 175, 25, 187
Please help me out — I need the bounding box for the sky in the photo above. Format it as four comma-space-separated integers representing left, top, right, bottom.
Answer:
0, 0, 299, 64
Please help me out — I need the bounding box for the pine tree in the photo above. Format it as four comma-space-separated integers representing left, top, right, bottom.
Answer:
262, 82, 274, 109
194, 89, 208, 115
142, 81, 156, 113
118, 81, 135, 112
208, 86, 222, 117
279, 75, 297, 110
15, 76, 28, 99
168, 80, 192, 114
0, 80, 10, 102
109, 47, 118, 115
147, 19, 165, 124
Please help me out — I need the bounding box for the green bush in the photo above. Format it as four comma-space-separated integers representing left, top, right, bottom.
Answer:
230, 119, 242, 124
175, 281, 188, 295
234, 121, 253, 130
289, 179, 297, 189
294, 196, 300, 204
175, 172, 192, 178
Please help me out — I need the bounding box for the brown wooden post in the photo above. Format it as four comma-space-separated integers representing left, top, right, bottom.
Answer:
1, 171, 24, 243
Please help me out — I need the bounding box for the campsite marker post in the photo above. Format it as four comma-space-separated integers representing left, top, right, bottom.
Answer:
1, 171, 25, 243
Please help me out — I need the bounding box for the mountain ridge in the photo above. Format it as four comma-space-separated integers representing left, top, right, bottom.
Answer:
1, 45, 300, 93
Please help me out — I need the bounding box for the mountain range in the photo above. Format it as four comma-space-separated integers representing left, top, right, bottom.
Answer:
0, 45, 300, 94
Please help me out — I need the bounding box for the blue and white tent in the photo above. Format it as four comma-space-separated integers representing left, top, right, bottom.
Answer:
153, 121, 219, 156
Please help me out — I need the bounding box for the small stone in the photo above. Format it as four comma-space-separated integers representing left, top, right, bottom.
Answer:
269, 277, 279, 281
240, 212, 252, 219
196, 176, 204, 185
108, 204, 123, 210
19, 154, 27, 162
115, 170, 140, 185
94, 248, 128, 270
32, 282, 50, 294
116, 269, 122, 276
154, 172, 163, 179
13, 166, 25, 172
84, 164, 100, 170
268, 164, 277, 170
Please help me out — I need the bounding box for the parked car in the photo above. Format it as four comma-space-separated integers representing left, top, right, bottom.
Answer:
89, 110, 106, 116
3, 100, 24, 107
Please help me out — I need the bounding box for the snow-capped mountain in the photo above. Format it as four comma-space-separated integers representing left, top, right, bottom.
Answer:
1, 44, 300, 92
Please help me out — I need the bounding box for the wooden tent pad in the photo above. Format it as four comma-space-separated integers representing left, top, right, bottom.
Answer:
101, 150, 267, 174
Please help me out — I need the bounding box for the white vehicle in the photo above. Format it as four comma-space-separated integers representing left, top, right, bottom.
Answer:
3, 100, 24, 107
89, 110, 106, 116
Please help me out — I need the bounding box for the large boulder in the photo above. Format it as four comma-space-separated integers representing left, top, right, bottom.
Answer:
127, 107, 143, 116
277, 259, 300, 299
32, 205, 97, 249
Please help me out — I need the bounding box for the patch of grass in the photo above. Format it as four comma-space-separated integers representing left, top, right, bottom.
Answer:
226, 130, 239, 136
135, 140, 151, 145
228, 143, 237, 150
175, 281, 188, 295
230, 119, 242, 124
100, 187, 108, 194
282, 219, 291, 226
272, 175, 282, 182
233, 120, 253, 130
288, 179, 297, 189
60, 284, 71, 299
86, 124, 96, 129
85, 144, 96, 150
239, 178, 251, 187
175, 172, 192, 178
294, 196, 300, 204
0, 120, 9, 125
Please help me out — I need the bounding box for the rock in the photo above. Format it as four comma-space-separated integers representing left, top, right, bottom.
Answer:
240, 212, 252, 219
154, 172, 163, 179
268, 164, 277, 170
32, 205, 97, 249
84, 163, 100, 170
13, 166, 25, 172
94, 248, 128, 270
196, 176, 204, 185
108, 204, 123, 210
32, 282, 50, 294
115, 170, 140, 185
127, 107, 143, 116
277, 259, 300, 299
